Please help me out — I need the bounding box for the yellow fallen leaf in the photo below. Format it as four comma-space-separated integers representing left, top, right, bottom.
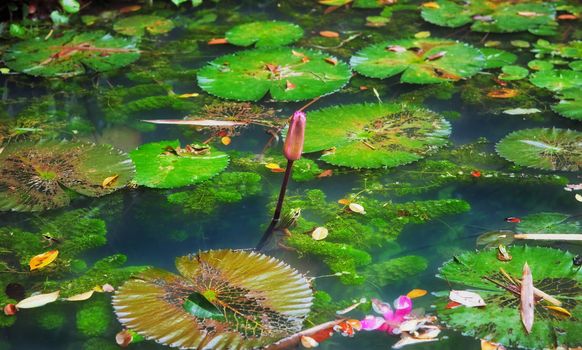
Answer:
406, 288, 428, 299
16, 291, 60, 309
265, 163, 281, 170
177, 93, 200, 98
414, 31, 431, 39
545, 305, 571, 317
422, 2, 440, 8
221, 136, 231, 145
29, 250, 59, 271
102, 174, 119, 188
65, 290, 94, 301
311, 227, 329, 240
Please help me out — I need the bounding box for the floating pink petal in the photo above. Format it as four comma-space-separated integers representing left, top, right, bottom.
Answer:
360, 315, 385, 331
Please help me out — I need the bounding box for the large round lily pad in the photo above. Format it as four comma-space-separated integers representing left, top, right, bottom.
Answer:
350, 38, 484, 84
529, 69, 582, 92
517, 212, 580, 234
130, 140, 229, 189
421, 0, 557, 35
0, 141, 134, 212
113, 15, 175, 36
197, 48, 351, 101
3, 31, 141, 77
112, 249, 313, 350
225, 21, 303, 48
495, 128, 582, 172
303, 104, 451, 169
437, 246, 582, 349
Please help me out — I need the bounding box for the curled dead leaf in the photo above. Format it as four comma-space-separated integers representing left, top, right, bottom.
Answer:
324, 57, 338, 65
449, 290, 486, 307
319, 30, 339, 38
426, 51, 446, 61
520, 262, 534, 334
16, 291, 60, 309
544, 305, 571, 318
102, 174, 119, 188
286, 80, 296, 91
317, 169, 333, 178
481, 339, 507, 350
65, 290, 95, 302
208, 38, 228, 45
422, 2, 440, 8
406, 289, 428, 299
558, 14, 578, 20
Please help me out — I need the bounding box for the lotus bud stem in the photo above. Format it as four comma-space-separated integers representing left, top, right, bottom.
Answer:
283, 111, 306, 161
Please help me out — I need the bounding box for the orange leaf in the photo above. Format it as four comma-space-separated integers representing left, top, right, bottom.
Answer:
558, 14, 578, 20
29, 250, 59, 271
102, 174, 119, 188
406, 288, 428, 299
265, 163, 281, 170
324, 57, 338, 65
271, 167, 286, 173
544, 305, 572, 317
208, 38, 228, 45
487, 88, 518, 99
520, 262, 534, 333
317, 169, 333, 178
285, 80, 296, 91
338, 198, 351, 205
221, 136, 231, 146
119, 5, 141, 13
319, 30, 340, 38
422, 2, 440, 8
481, 339, 507, 350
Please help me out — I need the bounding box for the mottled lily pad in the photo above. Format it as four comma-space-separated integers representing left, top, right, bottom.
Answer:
197, 48, 351, 101
530, 69, 582, 92
112, 249, 313, 349
130, 140, 229, 189
350, 38, 484, 84
303, 104, 451, 169
0, 141, 134, 212
517, 212, 580, 234
553, 88, 582, 121
495, 128, 582, 171
3, 31, 140, 77
421, 0, 557, 35
437, 246, 582, 349
225, 21, 303, 48
113, 15, 175, 36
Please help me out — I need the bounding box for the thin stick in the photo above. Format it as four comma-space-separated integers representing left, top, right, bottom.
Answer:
256, 159, 294, 250
514, 234, 582, 241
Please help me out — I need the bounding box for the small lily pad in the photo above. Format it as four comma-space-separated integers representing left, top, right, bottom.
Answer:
481, 48, 517, 69
421, 0, 557, 35
0, 141, 134, 212
437, 246, 582, 349
495, 128, 582, 171
528, 59, 554, 71
225, 21, 303, 48
197, 48, 351, 101
533, 40, 582, 60
499, 65, 529, 81
350, 38, 484, 84
3, 31, 140, 77
303, 104, 451, 169
552, 88, 582, 121
130, 140, 229, 189
113, 15, 175, 36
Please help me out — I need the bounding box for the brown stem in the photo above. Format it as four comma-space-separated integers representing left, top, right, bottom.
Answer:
256, 159, 294, 250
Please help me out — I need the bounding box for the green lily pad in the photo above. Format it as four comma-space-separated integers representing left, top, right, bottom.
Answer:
3, 31, 140, 77
197, 48, 351, 101
303, 104, 451, 169
528, 59, 554, 71
495, 128, 582, 171
437, 246, 582, 349
0, 141, 134, 212
533, 40, 582, 60
569, 61, 582, 71
319, 0, 394, 8
113, 250, 313, 349
421, 0, 557, 35
113, 15, 175, 36
350, 38, 484, 84
499, 65, 529, 81
481, 48, 517, 69
553, 88, 582, 121
225, 21, 303, 48
130, 140, 229, 189
517, 212, 580, 234
530, 69, 582, 92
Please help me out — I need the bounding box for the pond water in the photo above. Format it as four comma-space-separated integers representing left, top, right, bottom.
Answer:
0, 1, 581, 350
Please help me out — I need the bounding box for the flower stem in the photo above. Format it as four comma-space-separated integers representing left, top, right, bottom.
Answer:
256, 159, 294, 250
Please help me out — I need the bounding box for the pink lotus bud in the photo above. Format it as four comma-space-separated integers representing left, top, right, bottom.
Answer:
283, 111, 306, 161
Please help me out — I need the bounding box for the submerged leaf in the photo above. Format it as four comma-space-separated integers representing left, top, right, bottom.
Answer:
114, 15, 175, 36
113, 250, 313, 349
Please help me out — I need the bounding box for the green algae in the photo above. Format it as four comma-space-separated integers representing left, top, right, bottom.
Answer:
76, 298, 113, 337
364, 255, 428, 287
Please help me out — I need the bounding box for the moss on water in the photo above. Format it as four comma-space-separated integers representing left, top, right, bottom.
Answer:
75, 298, 113, 337
364, 255, 428, 287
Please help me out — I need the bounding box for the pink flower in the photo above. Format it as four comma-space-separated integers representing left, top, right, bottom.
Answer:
360, 296, 413, 334
283, 111, 306, 161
